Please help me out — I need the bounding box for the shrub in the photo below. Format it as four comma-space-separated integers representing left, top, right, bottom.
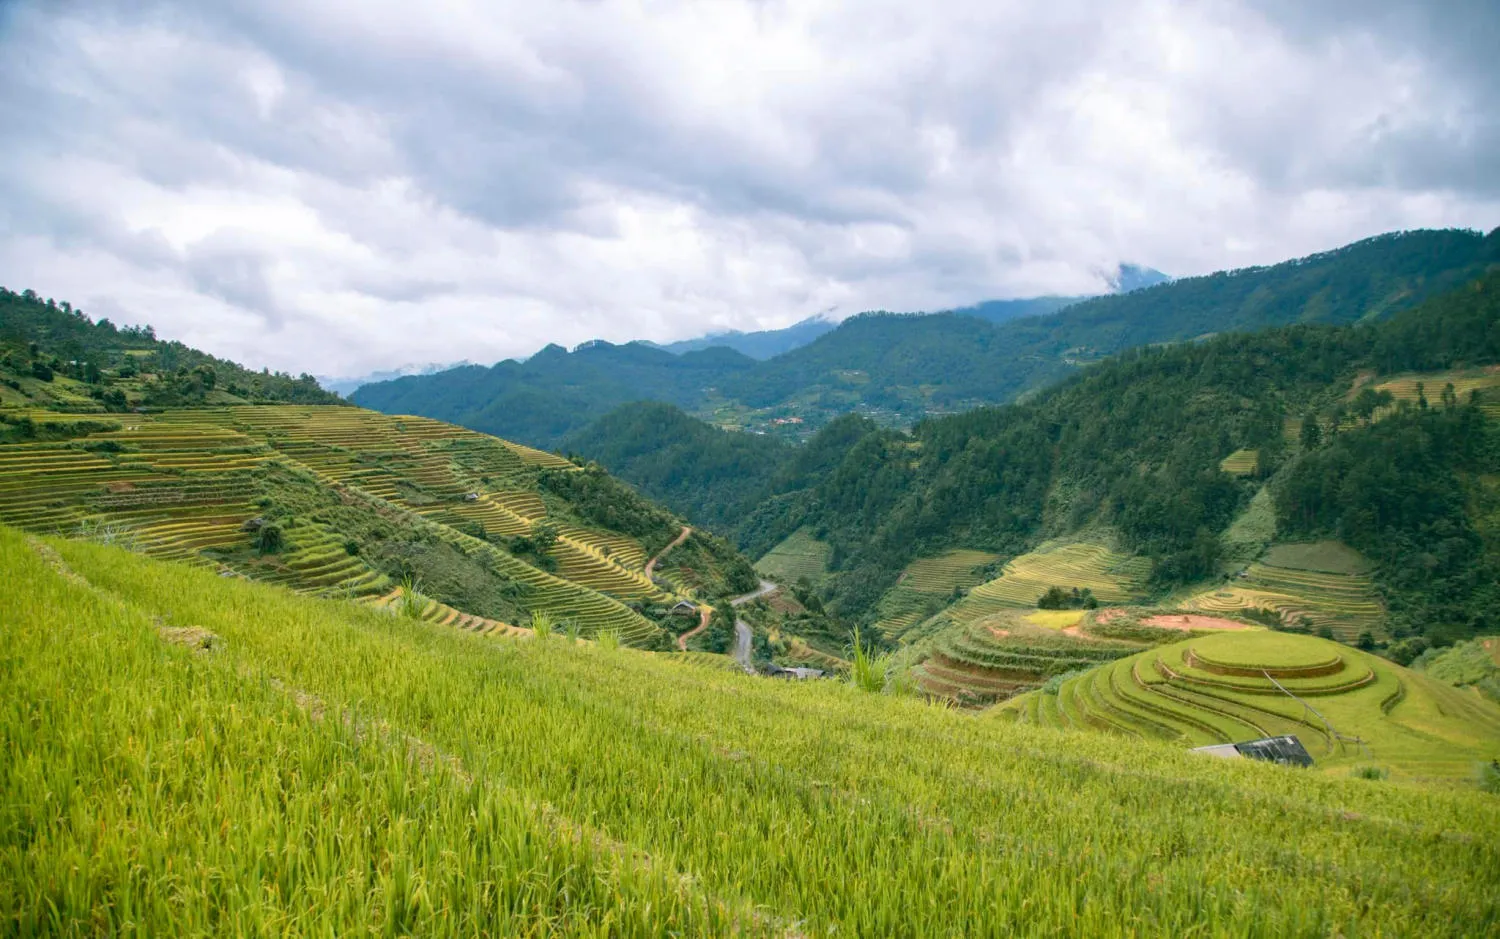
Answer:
255, 523, 283, 556
1481, 760, 1500, 795
1350, 765, 1389, 781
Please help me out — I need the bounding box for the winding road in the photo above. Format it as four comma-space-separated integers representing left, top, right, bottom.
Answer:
729, 580, 777, 673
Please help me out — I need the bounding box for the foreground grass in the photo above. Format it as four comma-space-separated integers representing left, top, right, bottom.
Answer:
5, 527, 1500, 935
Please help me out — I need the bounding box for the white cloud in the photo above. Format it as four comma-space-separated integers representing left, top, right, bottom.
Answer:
0, 0, 1495, 376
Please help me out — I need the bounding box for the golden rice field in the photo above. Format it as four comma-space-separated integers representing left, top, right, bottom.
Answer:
1001, 630, 1500, 785
1185, 541, 1384, 640
872, 548, 1000, 640
0, 405, 670, 640
1218, 448, 1259, 476
944, 540, 1152, 623
6, 526, 1498, 935
1369, 366, 1500, 418
753, 527, 832, 583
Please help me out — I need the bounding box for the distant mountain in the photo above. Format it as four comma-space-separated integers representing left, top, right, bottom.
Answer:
1108, 263, 1173, 293
949, 263, 1171, 326
352, 341, 756, 448
355, 228, 1498, 448
319, 361, 473, 398
653, 315, 838, 359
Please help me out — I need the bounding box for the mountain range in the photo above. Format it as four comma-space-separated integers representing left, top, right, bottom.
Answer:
354, 230, 1495, 447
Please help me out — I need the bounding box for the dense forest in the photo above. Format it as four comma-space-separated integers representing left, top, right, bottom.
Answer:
0, 287, 340, 408
576, 271, 1500, 641
355, 228, 1498, 447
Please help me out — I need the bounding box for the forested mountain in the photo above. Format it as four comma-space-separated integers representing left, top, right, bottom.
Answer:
353, 342, 756, 446
356, 228, 1498, 446
0, 287, 340, 409
579, 272, 1500, 643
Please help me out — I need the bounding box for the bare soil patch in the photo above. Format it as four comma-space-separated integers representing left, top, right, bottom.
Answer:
1144, 614, 1252, 632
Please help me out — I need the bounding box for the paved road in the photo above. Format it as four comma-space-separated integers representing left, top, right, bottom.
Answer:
733, 619, 754, 673
729, 580, 775, 672
731, 579, 778, 607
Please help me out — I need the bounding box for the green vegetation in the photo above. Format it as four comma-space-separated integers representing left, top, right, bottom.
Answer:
1001, 630, 1500, 784
6, 527, 1499, 934
1184, 541, 1385, 640
0, 286, 340, 409
1412, 637, 1500, 703
753, 527, 832, 583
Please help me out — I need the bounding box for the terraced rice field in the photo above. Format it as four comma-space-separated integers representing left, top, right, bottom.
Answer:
0, 405, 666, 642
873, 549, 1000, 640
1218, 448, 1259, 476
1002, 630, 1500, 782
368, 585, 529, 638
754, 527, 832, 583
1369, 366, 1500, 418
913, 616, 1140, 706
1185, 541, 1384, 639
942, 540, 1152, 624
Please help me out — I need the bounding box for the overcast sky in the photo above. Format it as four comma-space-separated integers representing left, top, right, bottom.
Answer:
1, 1, 1497, 377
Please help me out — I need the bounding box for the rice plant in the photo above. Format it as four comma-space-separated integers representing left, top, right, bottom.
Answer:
847, 626, 893, 693
529, 609, 554, 640
396, 573, 427, 619
596, 628, 621, 651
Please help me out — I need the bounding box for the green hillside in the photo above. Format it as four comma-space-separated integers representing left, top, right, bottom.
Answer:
0, 287, 340, 409
5, 526, 1499, 934
356, 228, 1498, 445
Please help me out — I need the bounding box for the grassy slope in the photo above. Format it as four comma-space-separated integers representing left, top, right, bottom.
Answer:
5, 526, 1500, 935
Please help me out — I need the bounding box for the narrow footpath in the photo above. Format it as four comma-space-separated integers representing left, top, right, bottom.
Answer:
677, 605, 712, 652
645, 525, 692, 579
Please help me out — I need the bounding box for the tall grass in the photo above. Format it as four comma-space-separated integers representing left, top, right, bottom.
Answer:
8, 529, 1500, 936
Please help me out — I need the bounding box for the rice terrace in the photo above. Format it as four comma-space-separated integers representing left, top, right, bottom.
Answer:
6, 3, 1500, 931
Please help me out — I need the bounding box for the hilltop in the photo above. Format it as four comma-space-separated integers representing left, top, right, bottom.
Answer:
0, 287, 340, 410
355, 228, 1498, 445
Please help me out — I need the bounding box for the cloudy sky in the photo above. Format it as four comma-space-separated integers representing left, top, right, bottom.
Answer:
1, 1, 1497, 378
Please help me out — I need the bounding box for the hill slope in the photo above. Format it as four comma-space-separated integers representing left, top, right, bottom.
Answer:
6, 526, 1498, 934
579, 271, 1500, 657
0, 286, 341, 409
1, 403, 768, 644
